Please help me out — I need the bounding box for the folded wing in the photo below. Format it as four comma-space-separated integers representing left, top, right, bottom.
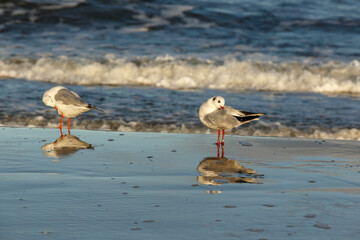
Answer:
54, 89, 88, 107
204, 109, 242, 129
205, 106, 265, 128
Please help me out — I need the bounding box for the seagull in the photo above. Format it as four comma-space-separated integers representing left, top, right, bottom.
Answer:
199, 96, 264, 145
42, 86, 102, 133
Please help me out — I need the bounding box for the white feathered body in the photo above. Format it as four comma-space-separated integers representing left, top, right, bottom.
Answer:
56, 103, 90, 118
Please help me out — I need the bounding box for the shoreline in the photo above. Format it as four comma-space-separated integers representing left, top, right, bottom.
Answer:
2, 124, 360, 142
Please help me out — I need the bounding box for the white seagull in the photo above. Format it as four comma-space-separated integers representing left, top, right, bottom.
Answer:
199, 96, 264, 145
42, 86, 102, 133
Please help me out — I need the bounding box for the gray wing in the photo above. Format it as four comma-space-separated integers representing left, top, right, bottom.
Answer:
204, 109, 240, 129
54, 89, 88, 107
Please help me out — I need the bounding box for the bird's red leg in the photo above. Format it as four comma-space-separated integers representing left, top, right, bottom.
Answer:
217, 144, 220, 158
58, 128, 63, 139
221, 129, 225, 145
67, 118, 71, 134
217, 129, 221, 145
58, 113, 64, 129
221, 145, 224, 158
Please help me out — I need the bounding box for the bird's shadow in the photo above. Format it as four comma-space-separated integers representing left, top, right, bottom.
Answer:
41, 131, 94, 159
197, 145, 263, 185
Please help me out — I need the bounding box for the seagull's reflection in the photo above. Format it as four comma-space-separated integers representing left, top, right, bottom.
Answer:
197, 145, 263, 185
42, 131, 94, 159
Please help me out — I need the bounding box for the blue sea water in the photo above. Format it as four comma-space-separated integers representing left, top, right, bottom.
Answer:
0, 0, 360, 140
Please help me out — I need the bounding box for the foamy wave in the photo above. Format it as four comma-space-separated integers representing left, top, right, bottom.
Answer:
1, 56, 360, 94
240, 121, 360, 141
1, 116, 359, 141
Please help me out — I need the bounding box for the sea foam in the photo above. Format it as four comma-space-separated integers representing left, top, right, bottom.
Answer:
1, 56, 360, 94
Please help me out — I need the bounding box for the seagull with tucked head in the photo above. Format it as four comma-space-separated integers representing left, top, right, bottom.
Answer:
42, 86, 102, 133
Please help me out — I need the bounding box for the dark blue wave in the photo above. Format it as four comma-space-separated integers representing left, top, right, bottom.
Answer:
1, 0, 360, 59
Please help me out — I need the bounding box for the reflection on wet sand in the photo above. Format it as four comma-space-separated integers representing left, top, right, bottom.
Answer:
197, 145, 263, 185
42, 133, 94, 159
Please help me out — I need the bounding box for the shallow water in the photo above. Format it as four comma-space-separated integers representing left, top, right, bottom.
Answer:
1, 0, 360, 141
1, 79, 360, 140
1, 127, 359, 239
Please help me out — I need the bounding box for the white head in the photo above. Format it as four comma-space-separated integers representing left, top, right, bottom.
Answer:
42, 86, 66, 107
199, 96, 226, 124
208, 96, 225, 109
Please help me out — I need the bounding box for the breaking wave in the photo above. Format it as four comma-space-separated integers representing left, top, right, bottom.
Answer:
1, 55, 360, 94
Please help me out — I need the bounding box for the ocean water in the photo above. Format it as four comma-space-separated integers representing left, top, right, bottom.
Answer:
1, 0, 360, 140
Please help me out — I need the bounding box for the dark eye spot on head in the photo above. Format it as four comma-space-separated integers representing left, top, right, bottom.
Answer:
213, 97, 216, 101
218, 100, 221, 103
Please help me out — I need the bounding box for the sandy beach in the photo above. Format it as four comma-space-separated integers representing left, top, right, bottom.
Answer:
0, 127, 359, 240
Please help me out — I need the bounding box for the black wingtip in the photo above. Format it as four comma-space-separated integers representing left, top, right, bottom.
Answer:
234, 113, 264, 123
235, 115, 261, 123
88, 104, 104, 112
240, 111, 265, 116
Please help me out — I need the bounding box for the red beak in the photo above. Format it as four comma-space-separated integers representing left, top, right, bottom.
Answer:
220, 106, 224, 109
54, 106, 58, 110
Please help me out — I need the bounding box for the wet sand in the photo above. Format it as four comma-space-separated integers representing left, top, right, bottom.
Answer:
0, 127, 359, 239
